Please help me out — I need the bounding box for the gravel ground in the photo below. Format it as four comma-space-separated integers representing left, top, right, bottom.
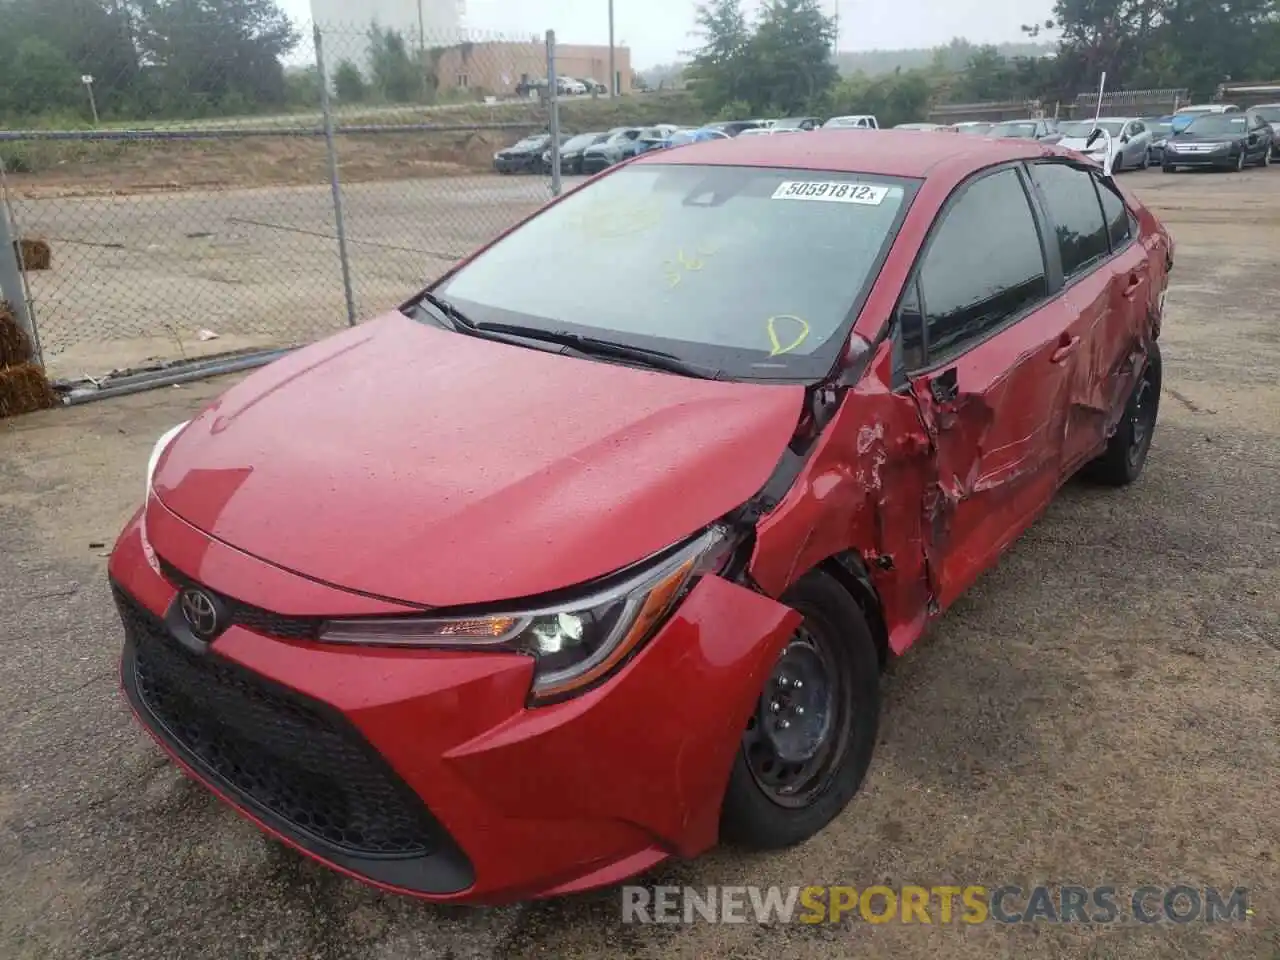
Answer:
11, 174, 556, 380
1, 166, 1277, 960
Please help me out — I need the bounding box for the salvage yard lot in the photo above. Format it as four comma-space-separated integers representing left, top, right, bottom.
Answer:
1, 168, 1277, 959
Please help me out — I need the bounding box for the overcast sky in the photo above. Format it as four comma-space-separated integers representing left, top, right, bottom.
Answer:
291, 0, 1055, 68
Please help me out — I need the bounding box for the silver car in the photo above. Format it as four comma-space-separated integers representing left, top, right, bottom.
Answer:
1054, 117, 1154, 171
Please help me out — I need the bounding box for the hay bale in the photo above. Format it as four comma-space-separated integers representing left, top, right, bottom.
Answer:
18, 237, 52, 271
0, 362, 57, 418
0, 300, 35, 368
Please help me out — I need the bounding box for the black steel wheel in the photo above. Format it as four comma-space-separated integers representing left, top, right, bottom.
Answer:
720, 570, 880, 850
1083, 340, 1162, 487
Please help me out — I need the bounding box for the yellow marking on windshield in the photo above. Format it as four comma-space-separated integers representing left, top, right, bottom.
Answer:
571, 198, 664, 238
662, 247, 711, 288
766, 315, 811, 357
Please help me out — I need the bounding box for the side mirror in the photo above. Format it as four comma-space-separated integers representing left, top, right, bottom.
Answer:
1120, 134, 1131, 143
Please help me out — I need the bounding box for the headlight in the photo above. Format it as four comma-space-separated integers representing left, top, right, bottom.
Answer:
146, 421, 189, 493
493, 152, 502, 160
319, 525, 740, 703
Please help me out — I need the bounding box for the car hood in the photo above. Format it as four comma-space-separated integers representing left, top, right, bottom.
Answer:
152, 313, 805, 609
1058, 136, 1107, 152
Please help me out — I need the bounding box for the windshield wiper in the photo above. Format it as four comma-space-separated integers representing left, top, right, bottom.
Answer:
408, 295, 719, 379
408, 291, 483, 333
474, 321, 720, 379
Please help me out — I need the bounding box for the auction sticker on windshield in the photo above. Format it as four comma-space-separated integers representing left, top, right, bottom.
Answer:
771, 182, 894, 204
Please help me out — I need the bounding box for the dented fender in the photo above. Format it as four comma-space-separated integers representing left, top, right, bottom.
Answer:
748, 340, 936, 655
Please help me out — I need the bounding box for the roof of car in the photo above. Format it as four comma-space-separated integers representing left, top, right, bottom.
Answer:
637, 128, 1064, 180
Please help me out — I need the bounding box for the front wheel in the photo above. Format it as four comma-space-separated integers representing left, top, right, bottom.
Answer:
720, 571, 881, 850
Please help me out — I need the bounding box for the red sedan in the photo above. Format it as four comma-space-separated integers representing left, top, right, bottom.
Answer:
111, 130, 1172, 904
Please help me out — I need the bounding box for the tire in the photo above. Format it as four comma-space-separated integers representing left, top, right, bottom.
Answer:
720, 570, 881, 850
1082, 341, 1162, 487
1163, 163, 1175, 173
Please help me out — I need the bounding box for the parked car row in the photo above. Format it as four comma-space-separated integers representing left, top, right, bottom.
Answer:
494, 115, 881, 177
893, 105, 1279, 175
495, 103, 1280, 179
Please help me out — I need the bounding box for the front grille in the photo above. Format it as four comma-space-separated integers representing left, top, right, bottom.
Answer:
115, 586, 444, 859
157, 558, 318, 640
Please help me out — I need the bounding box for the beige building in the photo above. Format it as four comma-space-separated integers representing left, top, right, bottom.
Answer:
435, 41, 633, 96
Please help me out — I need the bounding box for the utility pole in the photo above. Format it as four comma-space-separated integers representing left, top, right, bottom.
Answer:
608, 0, 616, 97
416, 0, 429, 101
832, 1, 840, 55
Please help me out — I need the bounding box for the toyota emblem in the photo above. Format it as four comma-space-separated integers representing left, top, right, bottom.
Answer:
179, 588, 220, 639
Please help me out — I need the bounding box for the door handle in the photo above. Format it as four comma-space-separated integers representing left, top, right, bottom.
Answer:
1123, 272, 1144, 298
1051, 335, 1081, 364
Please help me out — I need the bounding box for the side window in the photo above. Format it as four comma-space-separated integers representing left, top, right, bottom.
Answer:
1028, 162, 1110, 278
896, 278, 926, 371
917, 168, 1048, 360
1094, 173, 1131, 251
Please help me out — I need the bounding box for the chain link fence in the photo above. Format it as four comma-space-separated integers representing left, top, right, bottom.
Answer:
0, 16, 569, 390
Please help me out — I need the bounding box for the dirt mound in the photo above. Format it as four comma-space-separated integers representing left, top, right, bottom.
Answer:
0, 301, 56, 417
19, 237, 52, 271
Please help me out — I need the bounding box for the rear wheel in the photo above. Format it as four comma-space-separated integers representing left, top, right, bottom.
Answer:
720, 571, 880, 850
1083, 341, 1162, 487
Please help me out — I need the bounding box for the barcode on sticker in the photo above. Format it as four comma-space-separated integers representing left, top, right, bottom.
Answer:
772, 181, 890, 204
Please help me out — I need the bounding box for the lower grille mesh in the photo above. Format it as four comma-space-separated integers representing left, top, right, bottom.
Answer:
116, 586, 443, 858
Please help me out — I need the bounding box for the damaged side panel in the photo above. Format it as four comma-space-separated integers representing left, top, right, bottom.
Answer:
748, 341, 937, 656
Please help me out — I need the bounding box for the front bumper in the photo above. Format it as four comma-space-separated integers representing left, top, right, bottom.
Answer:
110, 501, 800, 904
581, 154, 614, 174
493, 156, 539, 173
1163, 149, 1238, 168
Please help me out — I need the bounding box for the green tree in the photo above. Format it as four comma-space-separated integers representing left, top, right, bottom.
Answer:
134, 0, 300, 115
333, 60, 368, 102
685, 0, 752, 113
745, 0, 839, 113
367, 24, 421, 102
0, 37, 83, 118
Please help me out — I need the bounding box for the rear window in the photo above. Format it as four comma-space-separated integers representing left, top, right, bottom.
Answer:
989, 121, 1039, 138
434, 164, 917, 380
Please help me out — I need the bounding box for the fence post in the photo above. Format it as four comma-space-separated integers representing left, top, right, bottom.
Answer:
314, 24, 358, 328
0, 184, 41, 367
546, 30, 562, 198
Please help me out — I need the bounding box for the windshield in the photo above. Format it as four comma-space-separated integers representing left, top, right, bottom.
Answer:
433, 164, 916, 380
510, 135, 548, 150
1059, 120, 1126, 138
1149, 120, 1173, 135
1183, 114, 1248, 135
1256, 107, 1280, 123
957, 123, 991, 134
824, 117, 865, 127
988, 121, 1039, 138
563, 134, 601, 151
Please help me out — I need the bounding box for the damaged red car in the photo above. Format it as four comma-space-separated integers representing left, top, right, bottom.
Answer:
110, 130, 1172, 904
